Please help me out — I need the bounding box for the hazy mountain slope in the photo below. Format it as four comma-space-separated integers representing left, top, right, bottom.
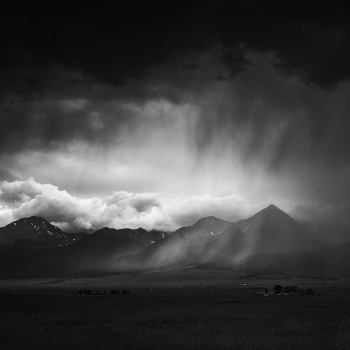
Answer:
0, 227, 148, 278
115, 206, 325, 272
31, 229, 147, 277
233, 205, 323, 256
115, 216, 237, 270
199, 223, 246, 259
179, 205, 323, 266
116, 231, 191, 271
1, 205, 348, 278
144, 229, 172, 241
175, 216, 233, 238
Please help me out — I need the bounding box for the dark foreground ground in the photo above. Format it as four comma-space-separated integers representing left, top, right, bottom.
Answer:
1, 281, 350, 350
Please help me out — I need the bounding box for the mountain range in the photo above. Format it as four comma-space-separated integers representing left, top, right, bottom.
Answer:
0, 205, 349, 278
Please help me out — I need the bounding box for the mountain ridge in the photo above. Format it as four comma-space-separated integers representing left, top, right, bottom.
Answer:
0, 216, 84, 248
1, 205, 349, 278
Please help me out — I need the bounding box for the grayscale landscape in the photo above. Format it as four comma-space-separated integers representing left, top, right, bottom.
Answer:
2, 205, 350, 349
1, 1, 350, 349
1, 205, 350, 279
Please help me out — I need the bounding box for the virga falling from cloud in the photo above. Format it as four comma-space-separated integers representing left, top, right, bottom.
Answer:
1, 2, 350, 231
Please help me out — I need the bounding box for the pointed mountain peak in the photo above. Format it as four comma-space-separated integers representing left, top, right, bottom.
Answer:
174, 215, 232, 239
239, 204, 293, 225
265, 204, 280, 210
258, 204, 286, 215
0, 215, 75, 247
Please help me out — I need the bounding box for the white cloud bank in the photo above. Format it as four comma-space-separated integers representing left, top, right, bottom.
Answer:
0, 177, 265, 232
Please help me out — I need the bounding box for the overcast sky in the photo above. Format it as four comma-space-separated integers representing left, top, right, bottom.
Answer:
1, 2, 350, 232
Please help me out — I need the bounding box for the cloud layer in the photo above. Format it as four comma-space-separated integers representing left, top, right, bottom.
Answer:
0, 178, 265, 232
1, 176, 349, 232
1, 3, 350, 232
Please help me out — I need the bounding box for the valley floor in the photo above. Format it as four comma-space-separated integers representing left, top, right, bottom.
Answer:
1, 266, 350, 290
1, 270, 350, 349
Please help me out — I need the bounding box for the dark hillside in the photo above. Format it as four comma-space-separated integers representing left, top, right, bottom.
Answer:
0, 216, 80, 247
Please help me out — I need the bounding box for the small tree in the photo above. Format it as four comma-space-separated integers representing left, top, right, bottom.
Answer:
273, 285, 283, 295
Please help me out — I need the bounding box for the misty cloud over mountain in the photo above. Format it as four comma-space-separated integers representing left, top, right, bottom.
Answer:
0, 178, 263, 232
1, 204, 350, 278
1, 2, 350, 230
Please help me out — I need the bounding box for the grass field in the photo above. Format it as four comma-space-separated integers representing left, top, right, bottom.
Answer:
1, 281, 350, 350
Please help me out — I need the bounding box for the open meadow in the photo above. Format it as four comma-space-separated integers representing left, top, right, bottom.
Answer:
1, 270, 350, 349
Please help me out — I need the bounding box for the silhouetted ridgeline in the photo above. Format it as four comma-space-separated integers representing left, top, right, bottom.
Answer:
1, 205, 350, 278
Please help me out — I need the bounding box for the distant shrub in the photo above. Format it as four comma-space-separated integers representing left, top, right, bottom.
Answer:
273, 285, 283, 295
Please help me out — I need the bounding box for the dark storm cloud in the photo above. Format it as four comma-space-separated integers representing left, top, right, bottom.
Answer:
1, 1, 350, 207
0, 97, 141, 155
2, 2, 350, 95
0, 2, 208, 96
